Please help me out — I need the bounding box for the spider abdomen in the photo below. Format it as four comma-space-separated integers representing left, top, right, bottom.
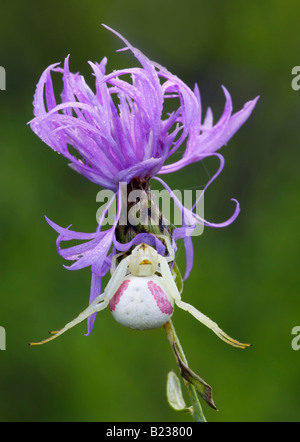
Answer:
109, 274, 174, 330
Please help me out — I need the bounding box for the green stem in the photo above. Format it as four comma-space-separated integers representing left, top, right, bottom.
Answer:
164, 320, 207, 423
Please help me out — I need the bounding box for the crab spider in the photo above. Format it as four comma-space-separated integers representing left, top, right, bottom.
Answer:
30, 239, 250, 349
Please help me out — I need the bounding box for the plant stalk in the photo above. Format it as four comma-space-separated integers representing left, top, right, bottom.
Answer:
164, 320, 207, 422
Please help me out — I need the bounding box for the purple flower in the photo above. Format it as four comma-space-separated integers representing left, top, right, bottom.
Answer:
30, 25, 258, 335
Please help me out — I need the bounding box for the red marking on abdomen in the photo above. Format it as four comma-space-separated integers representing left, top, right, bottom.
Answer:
109, 280, 130, 311
147, 281, 173, 315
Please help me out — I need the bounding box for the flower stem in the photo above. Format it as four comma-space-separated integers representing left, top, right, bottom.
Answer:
164, 320, 207, 422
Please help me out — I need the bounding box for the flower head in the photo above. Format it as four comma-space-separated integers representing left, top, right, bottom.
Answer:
30, 25, 258, 335
30, 25, 258, 190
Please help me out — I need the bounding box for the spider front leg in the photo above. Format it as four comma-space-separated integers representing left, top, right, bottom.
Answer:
29, 256, 131, 345
110, 251, 126, 276
158, 256, 250, 349
155, 234, 175, 263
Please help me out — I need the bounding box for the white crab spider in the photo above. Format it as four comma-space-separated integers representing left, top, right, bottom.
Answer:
30, 237, 250, 349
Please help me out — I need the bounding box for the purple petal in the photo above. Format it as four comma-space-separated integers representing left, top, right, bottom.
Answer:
183, 236, 194, 281
85, 272, 102, 336
153, 173, 240, 229
113, 233, 166, 257
160, 88, 259, 174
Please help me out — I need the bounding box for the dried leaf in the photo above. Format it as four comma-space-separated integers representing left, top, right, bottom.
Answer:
173, 343, 218, 410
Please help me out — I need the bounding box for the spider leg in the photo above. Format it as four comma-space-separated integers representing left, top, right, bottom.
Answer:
89, 255, 130, 309
29, 300, 108, 346
158, 256, 250, 349
155, 234, 175, 262
30, 256, 131, 346
110, 251, 126, 275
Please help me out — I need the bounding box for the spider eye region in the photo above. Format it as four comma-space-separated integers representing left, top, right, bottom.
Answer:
139, 259, 152, 265
109, 275, 174, 330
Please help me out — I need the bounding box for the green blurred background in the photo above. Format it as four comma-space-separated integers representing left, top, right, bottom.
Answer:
0, 0, 299, 422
